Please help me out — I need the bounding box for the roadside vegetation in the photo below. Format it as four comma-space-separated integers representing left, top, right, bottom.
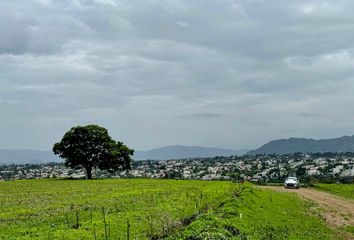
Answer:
314, 183, 354, 200
168, 183, 340, 240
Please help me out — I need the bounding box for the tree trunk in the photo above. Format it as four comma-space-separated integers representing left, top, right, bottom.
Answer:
85, 166, 92, 179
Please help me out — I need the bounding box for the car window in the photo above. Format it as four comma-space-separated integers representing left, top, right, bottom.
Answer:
286, 177, 297, 180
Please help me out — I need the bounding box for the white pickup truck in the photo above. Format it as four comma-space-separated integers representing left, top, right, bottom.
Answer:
284, 177, 300, 189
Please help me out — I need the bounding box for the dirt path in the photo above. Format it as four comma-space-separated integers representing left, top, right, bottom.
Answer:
260, 186, 354, 228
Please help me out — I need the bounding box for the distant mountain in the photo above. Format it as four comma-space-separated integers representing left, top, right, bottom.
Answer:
0, 149, 60, 165
0, 146, 247, 164
134, 145, 247, 160
248, 135, 354, 155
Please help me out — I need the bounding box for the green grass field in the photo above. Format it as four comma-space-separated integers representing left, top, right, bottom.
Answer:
0, 179, 342, 239
0, 179, 234, 240
168, 184, 340, 240
314, 183, 354, 200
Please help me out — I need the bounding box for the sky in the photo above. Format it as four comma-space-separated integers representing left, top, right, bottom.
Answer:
1, 0, 354, 151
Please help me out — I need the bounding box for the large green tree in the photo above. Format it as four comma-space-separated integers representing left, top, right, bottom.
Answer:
53, 125, 133, 179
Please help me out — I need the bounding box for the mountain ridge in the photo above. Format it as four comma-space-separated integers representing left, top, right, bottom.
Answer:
0, 146, 248, 164
248, 135, 354, 155
3, 134, 354, 164
134, 145, 247, 160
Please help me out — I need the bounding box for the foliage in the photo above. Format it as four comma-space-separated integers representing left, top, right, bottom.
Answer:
53, 124, 133, 179
314, 183, 354, 200
168, 183, 341, 240
345, 225, 354, 234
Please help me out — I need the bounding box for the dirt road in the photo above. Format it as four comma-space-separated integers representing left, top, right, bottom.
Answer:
260, 186, 354, 227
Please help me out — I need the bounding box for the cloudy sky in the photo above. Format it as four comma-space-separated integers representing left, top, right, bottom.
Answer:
1, 0, 354, 151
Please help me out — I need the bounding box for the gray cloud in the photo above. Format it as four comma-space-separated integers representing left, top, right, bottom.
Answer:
179, 112, 222, 119
1, 0, 354, 151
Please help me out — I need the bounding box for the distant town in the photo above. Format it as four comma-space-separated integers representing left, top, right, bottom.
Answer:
0, 152, 353, 183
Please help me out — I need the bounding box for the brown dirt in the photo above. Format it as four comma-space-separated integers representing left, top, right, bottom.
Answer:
260, 186, 354, 228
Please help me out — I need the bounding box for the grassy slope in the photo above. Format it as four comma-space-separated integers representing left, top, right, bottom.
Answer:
168, 184, 340, 240
314, 184, 354, 200
0, 180, 344, 240
0, 179, 235, 240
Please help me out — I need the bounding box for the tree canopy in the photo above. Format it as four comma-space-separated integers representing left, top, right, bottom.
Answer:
53, 124, 134, 179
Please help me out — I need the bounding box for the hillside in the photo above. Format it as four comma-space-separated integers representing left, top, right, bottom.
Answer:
248, 135, 354, 154
0, 180, 344, 239
134, 145, 247, 160
0, 149, 60, 165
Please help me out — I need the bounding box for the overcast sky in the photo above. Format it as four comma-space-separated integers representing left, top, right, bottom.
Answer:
1, 0, 354, 151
